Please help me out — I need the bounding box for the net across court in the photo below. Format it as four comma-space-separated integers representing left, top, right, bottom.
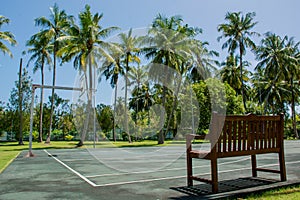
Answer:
1, 141, 300, 199
43, 142, 300, 189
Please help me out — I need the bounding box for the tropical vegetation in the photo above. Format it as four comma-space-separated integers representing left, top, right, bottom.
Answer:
0, 4, 299, 147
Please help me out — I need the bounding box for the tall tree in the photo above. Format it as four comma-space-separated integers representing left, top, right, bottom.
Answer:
0, 15, 17, 57
144, 15, 184, 144
218, 11, 259, 112
128, 65, 148, 123
144, 14, 201, 144
218, 53, 251, 98
26, 32, 52, 142
35, 3, 73, 143
117, 28, 142, 143
8, 68, 32, 143
95, 104, 113, 137
58, 4, 118, 146
256, 32, 300, 137
219, 53, 241, 93
255, 33, 290, 114
188, 41, 219, 82
101, 48, 124, 141
285, 37, 300, 139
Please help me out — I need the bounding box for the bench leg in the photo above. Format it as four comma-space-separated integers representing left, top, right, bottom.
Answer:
251, 155, 257, 177
279, 151, 287, 181
211, 159, 218, 193
187, 155, 193, 186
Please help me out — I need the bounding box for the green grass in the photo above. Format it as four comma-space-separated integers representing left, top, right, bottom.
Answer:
0, 151, 20, 173
240, 185, 300, 200
0, 141, 78, 173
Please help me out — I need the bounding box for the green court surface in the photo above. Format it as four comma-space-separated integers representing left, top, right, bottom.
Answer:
0, 140, 299, 200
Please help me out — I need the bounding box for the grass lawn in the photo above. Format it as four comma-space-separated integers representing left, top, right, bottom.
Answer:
243, 185, 300, 200
1, 140, 299, 199
0, 141, 78, 173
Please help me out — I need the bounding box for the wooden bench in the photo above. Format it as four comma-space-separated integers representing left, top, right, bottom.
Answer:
186, 112, 287, 193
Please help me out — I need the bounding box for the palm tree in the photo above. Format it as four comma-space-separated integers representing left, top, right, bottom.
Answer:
255, 33, 287, 78
255, 33, 286, 114
101, 48, 124, 141
218, 11, 259, 112
254, 32, 299, 119
128, 65, 148, 123
255, 77, 289, 114
117, 28, 142, 143
219, 53, 241, 93
26, 32, 52, 142
218, 53, 251, 97
285, 37, 300, 139
144, 15, 184, 144
144, 14, 201, 144
251, 67, 286, 114
35, 3, 73, 143
0, 15, 17, 57
58, 5, 119, 146
188, 41, 219, 82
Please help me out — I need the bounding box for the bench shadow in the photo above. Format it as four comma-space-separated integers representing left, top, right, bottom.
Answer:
170, 177, 278, 199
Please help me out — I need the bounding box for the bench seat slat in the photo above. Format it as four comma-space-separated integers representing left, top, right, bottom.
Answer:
237, 121, 242, 151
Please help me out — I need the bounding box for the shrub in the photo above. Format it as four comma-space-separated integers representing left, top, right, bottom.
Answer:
65, 134, 74, 141
51, 129, 63, 141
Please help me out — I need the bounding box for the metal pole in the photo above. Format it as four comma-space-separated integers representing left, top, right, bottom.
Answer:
26, 84, 82, 157
27, 86, 36, 157
18, 58, 24, 145
32, 84, 82, 91
191, 86, 195, 135
93, 67, 96, 149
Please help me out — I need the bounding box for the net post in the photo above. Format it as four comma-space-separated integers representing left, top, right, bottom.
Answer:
26, 85, 37, 157
26, 84, 83, 157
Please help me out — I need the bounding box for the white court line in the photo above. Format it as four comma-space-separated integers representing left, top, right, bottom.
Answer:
44, 148, 300, 188
93, 160, 300, 187
88, 152, 186, 161
86, 157, 250, 178
63, 158, 95, 162
44, 149, 97, 187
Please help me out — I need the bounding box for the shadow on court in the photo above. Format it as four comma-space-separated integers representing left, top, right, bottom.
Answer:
0, 140, 299, 200
172, 177, 277, 195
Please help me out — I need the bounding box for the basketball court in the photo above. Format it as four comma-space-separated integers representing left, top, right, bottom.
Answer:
0, 140, 299, 200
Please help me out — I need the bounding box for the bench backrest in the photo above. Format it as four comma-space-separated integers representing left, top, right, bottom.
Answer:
209, 113, 284, 157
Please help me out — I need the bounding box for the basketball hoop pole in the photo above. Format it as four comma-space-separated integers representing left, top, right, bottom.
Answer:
27, 84, 82, 157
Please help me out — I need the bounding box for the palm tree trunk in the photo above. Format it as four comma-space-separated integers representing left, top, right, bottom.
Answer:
290, 78, 299, 139
46, 43, 57, 144
158, 55, 170, 145
239, 45, 247, 113
165, 73, 182, 139
125, 54, 132, 143
135, 82, 140, 141
113, 78, 118, 142
78, 56, 94, 147
76, 72, 90, 147
38, 61, 44, 142
158, 86, 166, 144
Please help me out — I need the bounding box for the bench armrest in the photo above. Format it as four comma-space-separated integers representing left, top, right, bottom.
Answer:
186, 134, 208, 152
186, 134, 207, 141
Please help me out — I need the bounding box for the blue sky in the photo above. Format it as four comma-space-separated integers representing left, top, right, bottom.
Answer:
0, 0, 299, 106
